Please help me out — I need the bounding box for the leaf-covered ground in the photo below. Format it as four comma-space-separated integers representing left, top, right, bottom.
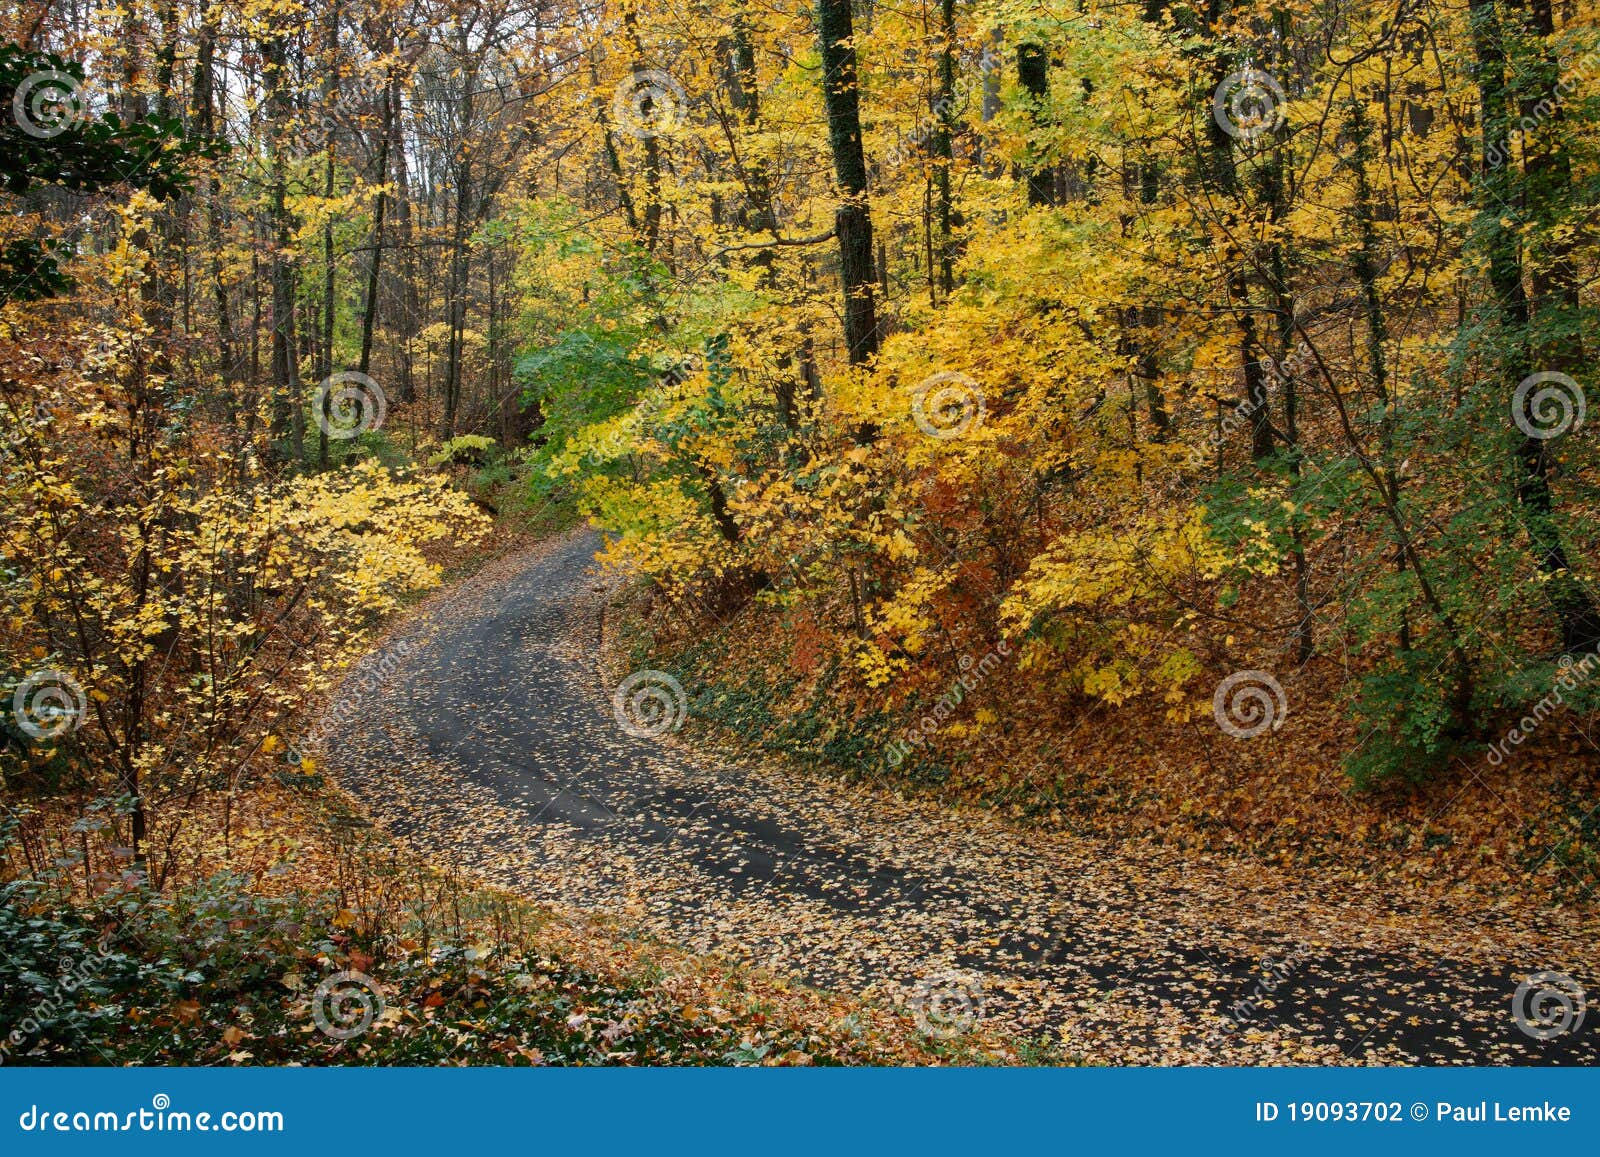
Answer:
0, 870, 940, 1068
1, 792, 969, 1067
326, 531, 1596, 1065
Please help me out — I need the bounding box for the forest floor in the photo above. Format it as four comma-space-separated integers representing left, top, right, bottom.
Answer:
326, 528, 1597, 1064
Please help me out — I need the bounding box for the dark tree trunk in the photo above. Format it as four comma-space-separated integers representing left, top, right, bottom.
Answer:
816, 0, 880, 366
389, 66, 418, 403
933, 0, 958, 293
1201, 0, 1272, 462
194, 0, 235, 409
1017, 43, 1054, 207
264, 34, 303, 459
442, 154, 470, 439
1520, 0, 1585, 376
358, 81, 392, 380
1469, 0, 1600, 653
318, 2, 339, 471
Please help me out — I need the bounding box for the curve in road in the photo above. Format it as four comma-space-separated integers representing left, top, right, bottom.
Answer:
329, 529, 1597, 1064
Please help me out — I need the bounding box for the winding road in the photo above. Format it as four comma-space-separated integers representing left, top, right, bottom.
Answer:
329, 529, 1597, 1064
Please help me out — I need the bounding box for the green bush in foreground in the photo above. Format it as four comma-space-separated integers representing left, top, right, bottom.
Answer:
0, 874, 829, 1066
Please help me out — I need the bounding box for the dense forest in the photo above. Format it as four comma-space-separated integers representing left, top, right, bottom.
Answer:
1, 0, 1597, 1065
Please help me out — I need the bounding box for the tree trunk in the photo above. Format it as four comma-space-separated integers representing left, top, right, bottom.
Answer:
264, 34, 303, 460
358, 79, 393, 380
318, 2, 339, 471
1521, 0, 1585, 376
933, 0, 958, 293
1469, 0, 1600, 653
816, 0, 880, 366
1017, 43, 1055, 207
389, 65, 418, 404
1202, 1, 1272, 462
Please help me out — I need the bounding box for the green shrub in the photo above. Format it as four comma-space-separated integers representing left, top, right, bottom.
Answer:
429, 434, 499, 469
1342, 646, 1467, 789
0, 870, 845, 1066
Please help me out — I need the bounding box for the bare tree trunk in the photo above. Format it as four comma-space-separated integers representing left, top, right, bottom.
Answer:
317, 1, 340, 471
390, 66, 418, 404
358, 77, 394, 380
442, 172, 469, 439
441, 55, 476, 443
194, 0, 235, 410
1348, 87, 1412, 654
933, 0, 958, 294
264, 33, 303, 460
